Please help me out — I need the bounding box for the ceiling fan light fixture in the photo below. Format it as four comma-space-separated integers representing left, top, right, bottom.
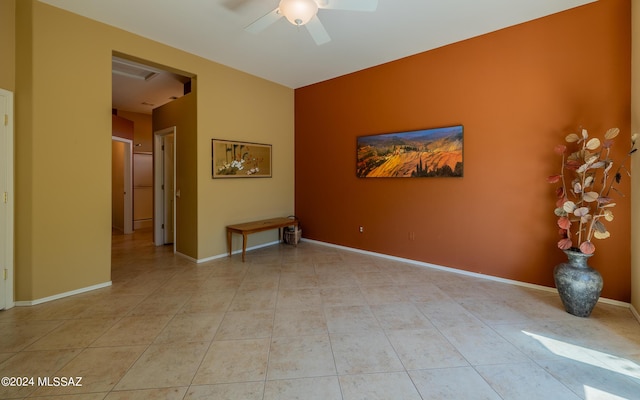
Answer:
278, 0, 318, 26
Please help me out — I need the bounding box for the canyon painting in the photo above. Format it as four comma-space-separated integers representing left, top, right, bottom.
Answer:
356, 125, 463, 178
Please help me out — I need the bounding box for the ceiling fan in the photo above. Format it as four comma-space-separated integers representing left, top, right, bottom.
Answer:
245, 0, 378, 45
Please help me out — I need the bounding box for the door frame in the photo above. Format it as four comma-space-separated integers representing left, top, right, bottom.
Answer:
1, 88, 14, 310
153, 126, 176, 250
111, 136, 133, 234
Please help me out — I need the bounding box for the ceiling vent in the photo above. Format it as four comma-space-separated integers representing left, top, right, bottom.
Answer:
112, 57, 160, 81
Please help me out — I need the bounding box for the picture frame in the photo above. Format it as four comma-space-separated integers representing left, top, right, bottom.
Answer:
356, 125, 463, 178
211, 139, 272, 178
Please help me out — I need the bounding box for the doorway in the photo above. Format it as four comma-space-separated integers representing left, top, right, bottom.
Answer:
0, 88, 14, 310
111, 53, 194, 264
154, 127, 176, 249
111, 137, 133, 234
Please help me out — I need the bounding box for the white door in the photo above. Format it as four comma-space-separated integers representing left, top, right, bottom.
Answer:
111, 137, 133, 234
0, 89, 14, 310
153, 127, 176, 248
163, 134, 175, 244
112, 140, 126, 231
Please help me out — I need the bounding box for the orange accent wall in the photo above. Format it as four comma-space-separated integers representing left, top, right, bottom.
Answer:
295, 0, 632, 301
112, 114, 134, 140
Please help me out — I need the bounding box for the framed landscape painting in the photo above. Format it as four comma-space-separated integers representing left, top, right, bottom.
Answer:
356, 125, 463, 178
212, 139, 272, 178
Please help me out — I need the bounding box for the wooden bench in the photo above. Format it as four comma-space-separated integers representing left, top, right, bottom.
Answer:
226, 217, 299, 262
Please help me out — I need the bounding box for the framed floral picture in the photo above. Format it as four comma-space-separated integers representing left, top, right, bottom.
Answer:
211, 139, 272, 178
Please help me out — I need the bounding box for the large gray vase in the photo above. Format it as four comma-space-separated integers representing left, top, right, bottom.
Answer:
553, 249, 603, 317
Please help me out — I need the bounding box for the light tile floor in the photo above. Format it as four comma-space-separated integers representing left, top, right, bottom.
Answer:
1, 229, 640, 399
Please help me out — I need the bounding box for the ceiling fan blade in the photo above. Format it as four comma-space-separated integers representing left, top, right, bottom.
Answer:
245, 8, 282, 33
305, 15, 331, 45
317, 0, 378, 12
222, 0, 254, 12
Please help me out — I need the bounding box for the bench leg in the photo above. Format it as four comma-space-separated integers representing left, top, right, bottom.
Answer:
227, 230, 232, 257
242, 233, 248, 262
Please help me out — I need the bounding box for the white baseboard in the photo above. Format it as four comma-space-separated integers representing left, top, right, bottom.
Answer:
175, 251, 198, 263
9, 240, 637, 317
302, 238, 632, 310
14, 281, 112, 307
196, 240, 280, 263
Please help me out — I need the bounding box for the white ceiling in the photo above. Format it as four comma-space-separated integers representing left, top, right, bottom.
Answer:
39, 0, 596, 112
111, 57, 190, 114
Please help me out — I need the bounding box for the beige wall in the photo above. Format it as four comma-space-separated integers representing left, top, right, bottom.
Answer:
14, 1, 293, 301
153, 92, 198, 258
15, 0, 38, 301
632, 0, 640, 315
0, 0, 15, 91
117, 110, 153, 152
196, 69, 295, 259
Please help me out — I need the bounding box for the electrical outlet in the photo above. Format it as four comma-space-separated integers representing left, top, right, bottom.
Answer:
409, 232, 416, 241
359, 226, 364, 233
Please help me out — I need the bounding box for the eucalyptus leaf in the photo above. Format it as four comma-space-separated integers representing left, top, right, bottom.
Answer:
581, 129, 589, 139
583, 192, 599, 202
557, 217, 571, 229
604, 209, 614, 222
573, 182, 582, 193
593, 220, 607, 233
563, 201, 577, 213
574, 207, 589, 217
585, 155, 598, 164
604, 127, 619, 140
554, 207, 568, 217
580, 241, 595, 254
584, 176, 594, 187
586, 138, 601, 150
604, 161, 613, 173
565, 133, 580, 143
597, 196, 612, 204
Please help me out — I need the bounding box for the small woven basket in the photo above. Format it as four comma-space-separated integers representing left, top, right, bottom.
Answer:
283, 226, 301, 245
283, 217, 301, 245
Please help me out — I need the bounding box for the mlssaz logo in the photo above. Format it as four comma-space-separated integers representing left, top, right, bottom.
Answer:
37, 377, 83, 387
